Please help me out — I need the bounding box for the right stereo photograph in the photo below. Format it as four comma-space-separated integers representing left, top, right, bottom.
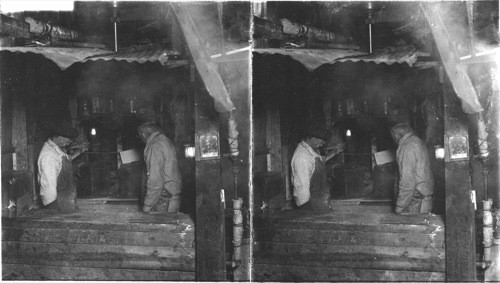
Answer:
251, 1, 499, 282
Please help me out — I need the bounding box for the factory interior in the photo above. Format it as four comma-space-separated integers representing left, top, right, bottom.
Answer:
1, 2, 250, 281
1, 1, 499, 282
252, 1, 499, 281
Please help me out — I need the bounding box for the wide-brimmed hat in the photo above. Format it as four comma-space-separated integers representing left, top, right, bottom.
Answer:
51, 123, 78, 139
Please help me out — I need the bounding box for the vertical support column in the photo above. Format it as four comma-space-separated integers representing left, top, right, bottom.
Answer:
443, 79, 477, 281
194, 80, 226, 281
12, 95, 28, 171
266, 89, 282, 172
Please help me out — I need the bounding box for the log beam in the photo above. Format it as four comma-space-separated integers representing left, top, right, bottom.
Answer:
171, 3, 235, 113
421, 3, 482, 114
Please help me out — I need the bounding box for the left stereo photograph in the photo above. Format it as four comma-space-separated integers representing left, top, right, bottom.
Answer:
0, 1, 252, 281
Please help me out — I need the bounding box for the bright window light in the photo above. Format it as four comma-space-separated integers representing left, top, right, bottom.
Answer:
0, 1, 74, 13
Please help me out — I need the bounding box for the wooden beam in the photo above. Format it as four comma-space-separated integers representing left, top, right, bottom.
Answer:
421, 3, 482, 114
253, 263, 444, 282
266, 94, 282, 172
12, 94, 28, 171
193, 79, 226, 280
171, 3, 235, 113
442, 78, 477, 281
305, 42, 361, 50
2, 263, 194, 281
0, 14, 30, 38
49, 41, 106, 49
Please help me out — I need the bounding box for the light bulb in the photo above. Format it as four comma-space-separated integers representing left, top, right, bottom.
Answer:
184, 146, 195, 158
435, 147, 445, 159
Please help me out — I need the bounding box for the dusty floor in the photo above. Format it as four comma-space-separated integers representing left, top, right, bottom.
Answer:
266, 201, 444, 228
16, 200, 194, 227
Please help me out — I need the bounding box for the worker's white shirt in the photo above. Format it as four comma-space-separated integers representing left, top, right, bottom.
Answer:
37, 140, 67, 205
291, 141, 321, 206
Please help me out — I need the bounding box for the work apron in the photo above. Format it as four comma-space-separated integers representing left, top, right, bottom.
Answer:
296, 157, 331, 211
56, 156, 78, 212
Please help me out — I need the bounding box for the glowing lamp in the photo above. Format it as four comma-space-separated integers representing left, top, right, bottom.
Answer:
90, 128, 97, 136
184, 144, 195, 158
435, 146, 445, 160
346, 129, 352, 138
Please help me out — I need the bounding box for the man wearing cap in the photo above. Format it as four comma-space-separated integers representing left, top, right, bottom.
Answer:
138, 122, 182, 213
290, 127, 344, 211
38, 123, 85, 212
391, 123, 434, 214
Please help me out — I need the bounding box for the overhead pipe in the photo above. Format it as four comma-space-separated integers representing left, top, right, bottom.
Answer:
484, 208, 500, 281
228, 114, 243, 269
280, 18, 352, 44
24, 17, 79, 41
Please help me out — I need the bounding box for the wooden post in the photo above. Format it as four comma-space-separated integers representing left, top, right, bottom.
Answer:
443, 79, 477, 281
194, 79, 225, 280
171, 5, 230, 278
266, 88, 282, 172
12, 95, 28, 171
422, 4, 479, 279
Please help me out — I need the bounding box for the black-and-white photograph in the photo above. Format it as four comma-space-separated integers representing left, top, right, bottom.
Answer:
252, 1, 498, 282
0, 0, 499, 282
0, 1, 250, 281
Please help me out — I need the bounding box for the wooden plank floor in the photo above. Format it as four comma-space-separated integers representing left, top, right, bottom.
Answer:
2, 201, 196, 280
11, 201, 194, 226
260, 202, 444, 233
254, 202, 446, 281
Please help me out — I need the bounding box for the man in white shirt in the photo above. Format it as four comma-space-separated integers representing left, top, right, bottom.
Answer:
290, 127, 344, 211
38, 123, 83, 211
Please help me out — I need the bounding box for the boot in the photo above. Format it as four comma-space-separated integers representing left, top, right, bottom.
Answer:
168, 194, 181, 212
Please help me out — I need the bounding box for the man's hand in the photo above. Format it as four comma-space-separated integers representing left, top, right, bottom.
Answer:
69, 142, 90, 160
325, 143, 346, 162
